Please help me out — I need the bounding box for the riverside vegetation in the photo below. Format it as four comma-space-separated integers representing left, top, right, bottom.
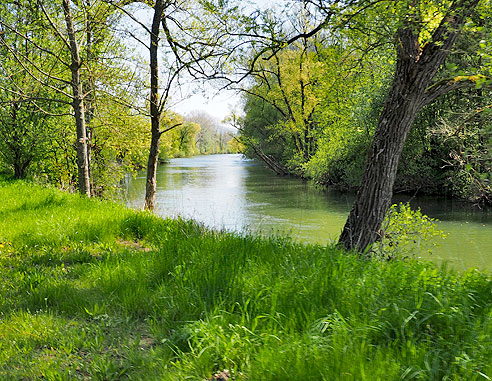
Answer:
1, 178, 491, 380
2, 1, 492, 253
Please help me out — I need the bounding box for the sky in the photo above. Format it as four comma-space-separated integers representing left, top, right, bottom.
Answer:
172, 87, 241, 124
176, 0, 288, 122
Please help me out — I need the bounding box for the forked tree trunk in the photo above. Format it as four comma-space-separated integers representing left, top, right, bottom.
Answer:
338, 0, 480, 253
144, 0, 165, 210
62, 0, 91, 197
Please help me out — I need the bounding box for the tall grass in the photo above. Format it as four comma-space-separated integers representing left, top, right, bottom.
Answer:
0, 180, 491, 379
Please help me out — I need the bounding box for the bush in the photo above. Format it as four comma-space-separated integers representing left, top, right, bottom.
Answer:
372, 203, 446, 260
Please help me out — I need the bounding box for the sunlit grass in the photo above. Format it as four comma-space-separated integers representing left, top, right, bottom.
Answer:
0, 179, 491, 379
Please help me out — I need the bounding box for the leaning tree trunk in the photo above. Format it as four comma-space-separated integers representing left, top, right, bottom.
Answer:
338, 79, 424, 252
144, 0, 165, 210
338, 0, 480, 253
63, 0, 91, 197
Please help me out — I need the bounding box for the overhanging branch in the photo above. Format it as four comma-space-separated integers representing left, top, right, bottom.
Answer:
421, 75, 491, 108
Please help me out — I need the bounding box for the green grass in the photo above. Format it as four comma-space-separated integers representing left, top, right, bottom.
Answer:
0, 179, 491, 380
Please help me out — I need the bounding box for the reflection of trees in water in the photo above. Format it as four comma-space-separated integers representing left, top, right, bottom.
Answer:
392, 194, 492, 224
120, 173, 146, 205
126, 155, 250, 230
125, 156, 492, 226
243, 163, 353, 215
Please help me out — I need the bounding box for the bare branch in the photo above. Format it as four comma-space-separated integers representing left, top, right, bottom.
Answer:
159, 122, 182, 136
102, 0, 153, 36
38, 0, 72, 51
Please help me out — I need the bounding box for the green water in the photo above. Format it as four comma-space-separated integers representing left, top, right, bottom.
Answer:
124, 154, 492, 271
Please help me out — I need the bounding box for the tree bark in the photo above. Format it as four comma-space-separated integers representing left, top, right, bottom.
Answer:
338, 80, 423, 252
144, 0, 165, 210
84, 0, 95, 194
338, 0, 480, 253
62, 0, 91, 197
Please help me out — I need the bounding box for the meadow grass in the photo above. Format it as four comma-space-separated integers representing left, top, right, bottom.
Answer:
0, 179, 491, 380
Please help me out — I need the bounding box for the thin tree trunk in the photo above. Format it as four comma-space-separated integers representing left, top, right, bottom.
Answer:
144, 0, 165, 210
62, 0, 91, 197
84, 0, 95, 194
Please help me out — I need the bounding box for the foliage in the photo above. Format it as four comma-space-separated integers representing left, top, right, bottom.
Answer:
226, 136, 244, 153
392, 5, 492, 202
238, 20, 395, 181
0, 105, 52, 179
90, 101, 150, 198
371, 203, 447, 260
0, 1, 68, 179
239, 41, 329, 173
159, 112, 200, 159
30, 115, 78, 191
397, 91, 492, 203
237, 0, 492, 207
0, 0, 152, 196
304, 73, 392, 188
0, 180, 491, 379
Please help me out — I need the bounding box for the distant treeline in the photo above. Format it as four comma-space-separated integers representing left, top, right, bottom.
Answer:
160, 110, 241, 160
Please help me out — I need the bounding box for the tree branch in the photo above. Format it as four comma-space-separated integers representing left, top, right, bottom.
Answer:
159, 122, 182, 135
421, 75, 491, 108
418, 0, 481, 67
38, 0, 72, 51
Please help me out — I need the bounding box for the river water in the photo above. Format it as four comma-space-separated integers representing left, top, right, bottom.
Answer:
124, 154, 492, 271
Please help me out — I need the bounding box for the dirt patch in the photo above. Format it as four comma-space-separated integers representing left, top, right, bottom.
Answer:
116, 239, 152, 252
209, 369, 231, 380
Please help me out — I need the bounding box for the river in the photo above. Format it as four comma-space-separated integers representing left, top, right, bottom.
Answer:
124, 154, 492, 271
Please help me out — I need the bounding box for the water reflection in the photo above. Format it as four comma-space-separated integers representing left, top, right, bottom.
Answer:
124, 154, 492, 271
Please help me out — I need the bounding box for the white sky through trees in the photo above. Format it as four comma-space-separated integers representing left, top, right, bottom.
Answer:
122, 0, 284, 124
172, 0, 284, 122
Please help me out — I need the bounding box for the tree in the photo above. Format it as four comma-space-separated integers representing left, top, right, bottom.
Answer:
0, 2, 64, 178
238, 42, 327, 173
185, 111, 234, 155
141, 0, 166, 210
234, 0, 490, 252
237, 32, 382, 178
337, 0, 486, 252
61, 0, 91, 196
0, 0, 106, 195
0, 0, 142, 194
159, 111, 200, 158
0, 103, 50, 179
111, 0, 242, 210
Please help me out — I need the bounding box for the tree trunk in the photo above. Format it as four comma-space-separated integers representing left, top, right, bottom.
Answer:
144, 0, 165, 210
338, 83, 423, 252
62, 0, 91, 197
84, 0, 95, 194
13, 158, 31, 179
338, 0, 480, 253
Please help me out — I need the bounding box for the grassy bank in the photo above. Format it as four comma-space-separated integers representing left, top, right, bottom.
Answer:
0, 179, 491, 380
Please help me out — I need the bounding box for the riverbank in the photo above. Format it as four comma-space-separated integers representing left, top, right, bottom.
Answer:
124, 154, 492, 271
1, 179, 491, 379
